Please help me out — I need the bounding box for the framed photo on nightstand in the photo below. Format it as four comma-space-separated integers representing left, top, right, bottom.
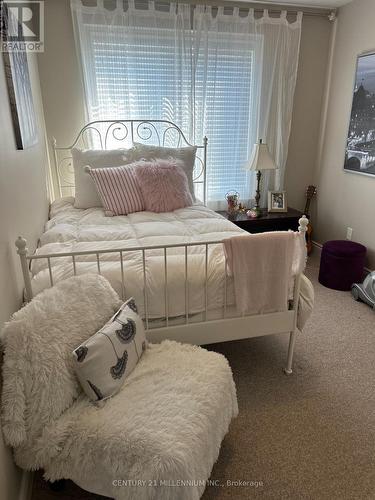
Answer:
268, 191, 287, 213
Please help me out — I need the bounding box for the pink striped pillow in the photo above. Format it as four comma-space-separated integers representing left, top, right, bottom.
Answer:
88, 164, 145, 216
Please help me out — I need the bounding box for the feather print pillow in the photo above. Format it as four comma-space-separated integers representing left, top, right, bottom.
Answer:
72, 298, 147, 402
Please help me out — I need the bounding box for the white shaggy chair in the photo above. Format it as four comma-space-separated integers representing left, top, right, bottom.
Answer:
1, 274, 238, 500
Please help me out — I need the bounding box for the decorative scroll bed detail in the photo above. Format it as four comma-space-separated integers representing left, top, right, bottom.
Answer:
52, 119, 207, 203
16, 119, 310, 375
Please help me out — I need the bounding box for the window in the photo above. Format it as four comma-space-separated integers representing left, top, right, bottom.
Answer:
73, 1, 302, 206
76, 12, 259, 205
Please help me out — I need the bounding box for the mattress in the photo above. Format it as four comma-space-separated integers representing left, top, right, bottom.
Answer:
31, 197, 243, 320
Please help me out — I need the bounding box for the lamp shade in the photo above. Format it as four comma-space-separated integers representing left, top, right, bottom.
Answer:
246, 139, 277, 171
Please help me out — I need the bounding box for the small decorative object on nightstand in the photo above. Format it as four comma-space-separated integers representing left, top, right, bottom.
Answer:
225, 190, 240, 215
268, 190, 287, 213
245, 139, 277, 218
246, 208, 258, 218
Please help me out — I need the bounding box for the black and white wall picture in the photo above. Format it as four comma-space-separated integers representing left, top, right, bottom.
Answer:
345, 52, 375, 176
1, 4, 37, 150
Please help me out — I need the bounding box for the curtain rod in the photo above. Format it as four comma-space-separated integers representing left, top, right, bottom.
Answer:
169, 0, 337, 19
88, 1, 337, 20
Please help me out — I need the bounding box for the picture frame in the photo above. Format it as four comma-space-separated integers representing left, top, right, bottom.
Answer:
268, 191, 287, 213
344, 51, 375, 177
1, 3, 38, 150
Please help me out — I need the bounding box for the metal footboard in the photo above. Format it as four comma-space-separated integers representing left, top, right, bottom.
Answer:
16, 216, 308, 328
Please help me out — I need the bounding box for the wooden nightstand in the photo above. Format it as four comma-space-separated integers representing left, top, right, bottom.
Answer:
217, 207, 304, 234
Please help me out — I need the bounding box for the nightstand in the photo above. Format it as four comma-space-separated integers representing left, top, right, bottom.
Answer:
217, 208, 305, 233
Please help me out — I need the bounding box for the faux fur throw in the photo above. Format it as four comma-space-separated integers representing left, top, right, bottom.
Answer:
1, 274, 238, 500
1, 274, 121, 448
26, 342, 237, 499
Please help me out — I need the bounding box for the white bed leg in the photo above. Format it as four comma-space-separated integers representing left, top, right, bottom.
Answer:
15, 237, 33, 302
284, 330, 297, 375
283, 218, 306, 376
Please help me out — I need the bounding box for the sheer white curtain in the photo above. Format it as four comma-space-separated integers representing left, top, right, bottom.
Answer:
71, 0, 302, 207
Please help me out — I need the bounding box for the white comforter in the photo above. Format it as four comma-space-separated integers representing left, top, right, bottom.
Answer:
31, 197, 313, 327
32, 198, 243, 319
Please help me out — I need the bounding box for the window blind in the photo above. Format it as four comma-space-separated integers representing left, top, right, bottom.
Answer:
82, 22, 257, 204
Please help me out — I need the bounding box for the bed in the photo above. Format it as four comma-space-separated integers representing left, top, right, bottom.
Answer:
16, 119, 313, 374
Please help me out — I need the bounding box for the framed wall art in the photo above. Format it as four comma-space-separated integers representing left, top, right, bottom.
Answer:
345, 51, 375, 177
1, 3, 38, 150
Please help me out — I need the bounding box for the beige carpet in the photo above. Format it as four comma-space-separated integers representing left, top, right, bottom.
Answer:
32, 251, 375, 500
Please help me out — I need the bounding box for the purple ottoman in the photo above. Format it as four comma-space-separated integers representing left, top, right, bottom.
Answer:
319, 240, 367, 291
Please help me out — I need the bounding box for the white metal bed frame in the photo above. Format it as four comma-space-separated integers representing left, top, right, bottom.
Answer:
51, 119, 208, 203
16, 119, 308, 374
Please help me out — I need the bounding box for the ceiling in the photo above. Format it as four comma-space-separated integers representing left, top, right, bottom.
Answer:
242, 0, 352, 7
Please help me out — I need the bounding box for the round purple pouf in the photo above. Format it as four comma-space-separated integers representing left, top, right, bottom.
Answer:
318, 240, 367, 291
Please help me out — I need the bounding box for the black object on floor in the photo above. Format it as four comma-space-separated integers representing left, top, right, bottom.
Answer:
48, 479, 66, 492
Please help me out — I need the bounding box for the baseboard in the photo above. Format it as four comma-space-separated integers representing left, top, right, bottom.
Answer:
19, 471, 33, 500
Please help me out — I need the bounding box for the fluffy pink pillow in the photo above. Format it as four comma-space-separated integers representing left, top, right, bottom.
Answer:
88, 164, 145, 216
134, 159, 193, 213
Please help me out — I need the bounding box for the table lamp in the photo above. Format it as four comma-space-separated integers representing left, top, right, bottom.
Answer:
246, 139, 277, 217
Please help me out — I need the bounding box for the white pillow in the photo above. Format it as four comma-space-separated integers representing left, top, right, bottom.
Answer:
72, 148, 136, 209
72, 298, 147, 401
133, 143, 197, 200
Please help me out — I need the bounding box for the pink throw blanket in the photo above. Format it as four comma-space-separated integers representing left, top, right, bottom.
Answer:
223, 231, 299, 315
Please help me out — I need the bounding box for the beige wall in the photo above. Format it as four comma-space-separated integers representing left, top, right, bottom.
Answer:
316, 0, 375, 268
38, 0, 332, 212
0, 49, 49, 499
38, 0, 85, 194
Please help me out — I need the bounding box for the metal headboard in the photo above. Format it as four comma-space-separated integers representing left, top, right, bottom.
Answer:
52, 119, 208, 204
